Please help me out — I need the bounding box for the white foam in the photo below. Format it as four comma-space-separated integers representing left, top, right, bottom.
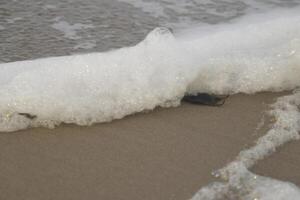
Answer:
118, 0, 165, 18
43, 4, 57, 10
1, 7, 300, 199
0, 8, 299, 133
183, 9, 300, 94
51, 19, 94, 40
6, 17, 22, 24
118, 0, 237, 29
118, 0, 300, 29
73, 41, 97, 50
192, 163, 300, 200
192, 89, 300, 199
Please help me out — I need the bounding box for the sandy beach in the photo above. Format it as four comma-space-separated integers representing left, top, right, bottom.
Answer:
1, 0, 300, 199
0, 92, 298, 200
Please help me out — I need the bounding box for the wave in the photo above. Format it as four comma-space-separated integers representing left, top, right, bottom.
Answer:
1, 6, 300, 200
0, 8, 299, 132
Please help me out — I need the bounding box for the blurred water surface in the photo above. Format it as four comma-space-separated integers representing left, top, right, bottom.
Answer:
0, 0, 298, 62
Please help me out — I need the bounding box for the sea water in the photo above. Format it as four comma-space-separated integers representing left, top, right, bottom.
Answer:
0, 0, 300, 199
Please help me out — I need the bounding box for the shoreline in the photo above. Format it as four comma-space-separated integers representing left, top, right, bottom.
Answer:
0, 92, 299, 200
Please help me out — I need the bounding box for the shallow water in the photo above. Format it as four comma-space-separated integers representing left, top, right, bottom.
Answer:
0, 0, 299, 62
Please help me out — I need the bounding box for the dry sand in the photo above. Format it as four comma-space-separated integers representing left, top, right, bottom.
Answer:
0, 92, 299, 200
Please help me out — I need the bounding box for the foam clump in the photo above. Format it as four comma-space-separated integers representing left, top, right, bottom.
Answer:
0, 27, 187, 131
0, 8, 300, 132
218, 90, 300, 172
191, 162, 300, 200
192, 88, 300, 200
184, 8, 300, 94
51, 19, 94, 40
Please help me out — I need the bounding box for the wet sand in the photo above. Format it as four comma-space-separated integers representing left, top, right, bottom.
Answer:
0, 92, 299, 200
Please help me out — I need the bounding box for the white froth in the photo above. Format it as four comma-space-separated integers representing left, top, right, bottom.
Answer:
118, 0, 239, 29
192, 163, 300, 200
191, 69, 300, 199
192, 89, 300, 199
117, 0, 300, 29
43, 4, 57, 10
118, 0, 165, 18
51, 19, 94, 40
184, 9, 300, 94
73, 41, 97, 50
1, 6, 300, 200
0, 8, 299, 134
6, 17, 23, 24
235, 91, 300, 168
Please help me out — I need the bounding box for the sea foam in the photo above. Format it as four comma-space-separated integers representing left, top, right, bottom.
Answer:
0, 8, 299, 133
192, 90, 300, 200
192, 163, 300, 200
1, 6, 300, 200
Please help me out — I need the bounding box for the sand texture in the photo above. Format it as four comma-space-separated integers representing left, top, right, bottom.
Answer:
0, 92, 299, 200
